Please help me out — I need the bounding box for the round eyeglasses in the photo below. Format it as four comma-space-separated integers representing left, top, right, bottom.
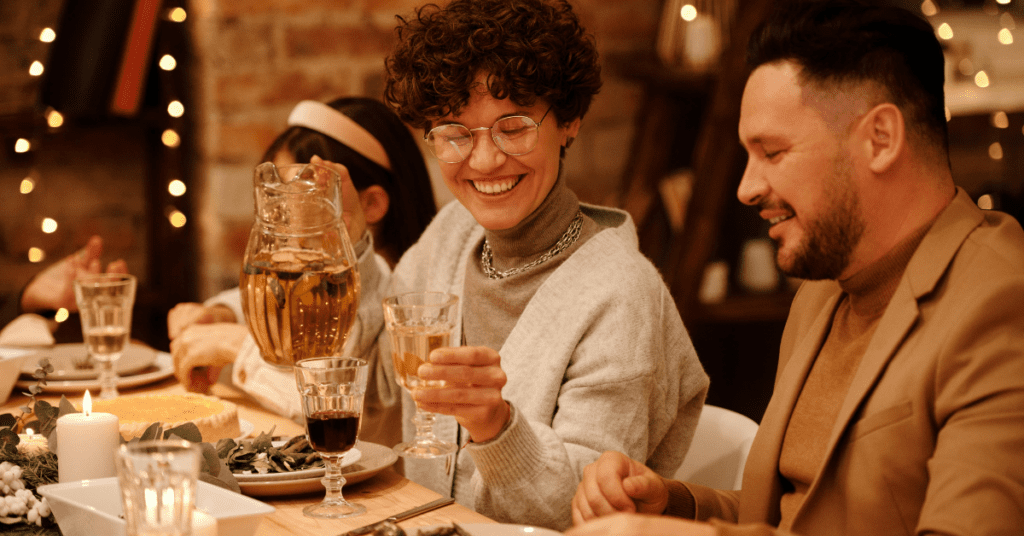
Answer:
424, 107, 552, 164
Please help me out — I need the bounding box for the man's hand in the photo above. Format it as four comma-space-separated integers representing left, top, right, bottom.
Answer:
20, 235, 127, 313
169, 323, 248, 393
565, 513, 716, 536
413, 345, 510, 442
572, 451, 670, 525
167, 303, 236, 340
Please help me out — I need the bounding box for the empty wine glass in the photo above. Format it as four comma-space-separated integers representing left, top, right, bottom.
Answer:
382, 292, 459, 458
74, 274, 136, 400
294, 357, 368, 519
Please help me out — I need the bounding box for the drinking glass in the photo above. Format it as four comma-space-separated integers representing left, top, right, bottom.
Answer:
382, 292, 459, 458
240, 162, 361, 369
74, 273, 137, 400
294, 357, 369, 519
116, 439, 201, 536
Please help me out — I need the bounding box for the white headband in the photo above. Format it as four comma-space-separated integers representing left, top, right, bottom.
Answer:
287, 100, 392, 171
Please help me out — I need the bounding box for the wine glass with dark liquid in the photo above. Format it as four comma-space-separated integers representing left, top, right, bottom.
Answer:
382, 292, 459, 458
240, 162, 361, 369
293, 357, 368, 519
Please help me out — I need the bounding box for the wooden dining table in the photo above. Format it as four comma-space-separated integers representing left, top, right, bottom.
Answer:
1, 352, 497, 536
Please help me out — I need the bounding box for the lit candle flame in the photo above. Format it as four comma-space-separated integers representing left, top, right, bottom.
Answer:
25, 428, 35, 437
83, 390, 93, 416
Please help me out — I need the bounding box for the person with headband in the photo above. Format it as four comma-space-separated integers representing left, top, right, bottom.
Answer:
166, 97, 437, 429
304, 0, 709, 530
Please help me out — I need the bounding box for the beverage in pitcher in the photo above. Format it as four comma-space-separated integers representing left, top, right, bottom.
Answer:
241, 248, 359, 367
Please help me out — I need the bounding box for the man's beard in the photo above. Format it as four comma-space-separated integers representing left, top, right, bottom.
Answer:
777, 157, 865, 281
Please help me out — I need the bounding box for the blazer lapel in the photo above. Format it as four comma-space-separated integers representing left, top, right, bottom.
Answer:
740, 288, 842, 524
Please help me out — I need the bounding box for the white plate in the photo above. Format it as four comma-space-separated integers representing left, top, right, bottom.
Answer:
19, 342, 158, 380
409, 524, 562, 536
236, 419, 255, 441
14, 352, 174, 393
233, 446, 361, 482
238, 440, 397, 497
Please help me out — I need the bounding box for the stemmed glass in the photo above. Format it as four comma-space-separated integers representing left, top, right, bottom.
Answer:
294, 357, 369, 519
74, 273, 137, 400
382, 292, 459, 458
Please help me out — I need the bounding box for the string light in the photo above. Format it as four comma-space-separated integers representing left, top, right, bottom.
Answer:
945, 106, 952, 122
992, 111, 1009, 129
997, 28, 1013, 45
168, 7, 187, 22
159, 54, 177, 71
978, 194, 994, 210
29, 61, 44, 76
161, 129, 181, 147
168, 179, 187, 196
975, 70, 990, 88
680, 4, 698, 21
54, 308, 69, 323
15, 139, 30, 153
167, 100, 185, 118
20, 178, 35, 194
41, 218, 58, 233
27, 248, 45, 263
996, 0, 1010, 4
989, 142, 1004, 160
47, 109, 64, 128
39, 28, 56, 42
937, 22, 954, 40
921, 0, 938, 17
168, 210, 187, 227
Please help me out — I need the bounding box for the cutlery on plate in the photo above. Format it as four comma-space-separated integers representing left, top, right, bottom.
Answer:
335, 497, 456, 536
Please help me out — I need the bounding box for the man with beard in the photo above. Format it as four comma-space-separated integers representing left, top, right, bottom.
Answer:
566, 2, 1024, 535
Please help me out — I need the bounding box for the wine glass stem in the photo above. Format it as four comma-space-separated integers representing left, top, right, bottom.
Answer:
412, 407, 440, 444
98, 359, 119, 399
321, 454, 348, 504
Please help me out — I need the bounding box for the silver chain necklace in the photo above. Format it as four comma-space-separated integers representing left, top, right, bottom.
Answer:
480, 210, 584, 280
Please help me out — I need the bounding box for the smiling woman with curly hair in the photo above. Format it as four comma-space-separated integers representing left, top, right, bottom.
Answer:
335, 0, 708, 530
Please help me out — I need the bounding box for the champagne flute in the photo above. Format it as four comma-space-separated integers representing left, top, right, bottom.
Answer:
294, 357, 368, 519
74, 274, 136, 400
382, 292, 459, 458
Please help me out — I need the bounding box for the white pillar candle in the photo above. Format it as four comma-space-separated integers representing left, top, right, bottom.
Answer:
192, 509, 218, 536
57, 390, 121, 483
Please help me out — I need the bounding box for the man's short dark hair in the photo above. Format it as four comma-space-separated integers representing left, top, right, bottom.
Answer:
748, 0, 949, 156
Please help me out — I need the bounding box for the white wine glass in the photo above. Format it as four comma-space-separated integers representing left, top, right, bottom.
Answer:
294, 357, 368, 519
382, 292, 459, 458
74, 273, 137, 400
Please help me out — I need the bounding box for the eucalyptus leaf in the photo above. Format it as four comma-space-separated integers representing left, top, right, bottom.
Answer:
164, 422, 202, 443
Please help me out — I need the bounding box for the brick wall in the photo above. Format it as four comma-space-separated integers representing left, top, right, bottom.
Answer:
188, 0, 661, 297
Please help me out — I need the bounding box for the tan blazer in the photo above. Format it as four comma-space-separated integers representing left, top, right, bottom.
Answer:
689, 189, 1024, 535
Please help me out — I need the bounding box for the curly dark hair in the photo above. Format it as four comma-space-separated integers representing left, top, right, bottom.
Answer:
383, 0, 602, 131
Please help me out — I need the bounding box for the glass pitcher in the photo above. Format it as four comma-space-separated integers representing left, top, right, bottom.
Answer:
240, 162, 361, 369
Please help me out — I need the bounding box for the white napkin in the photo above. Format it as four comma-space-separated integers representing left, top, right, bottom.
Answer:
0, 314, 56, 347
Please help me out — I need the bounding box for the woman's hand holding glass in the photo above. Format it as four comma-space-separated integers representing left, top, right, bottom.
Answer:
413, 345, 510, 443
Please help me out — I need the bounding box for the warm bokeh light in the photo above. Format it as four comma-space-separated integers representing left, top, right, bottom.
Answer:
998, 28, 1013, 45
977, 194, 994, 210
945, 106, 952, 122
921, 0, 938, 17
39, 28, 56, 42
168, 179, 187, 197
15, 138, 30, 153
159, 54, 177, 71
975, 70, 990, 87
162, 129, 181, 147
680, 4, 697, 21
169, 210, 187, 228
29, 61, 44, 76
993, 111, 1009, 129
47, 109, 64, 128
20, 178, 35, 194
997, 0, 1010, 4
989, 142, 1004, 160
54, 308, 69, 323
41, 218, 58, 234
167, 100, 185, 118
937, 22, 954, 40
28, 248, 45, 263
169, 7, 187, 22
